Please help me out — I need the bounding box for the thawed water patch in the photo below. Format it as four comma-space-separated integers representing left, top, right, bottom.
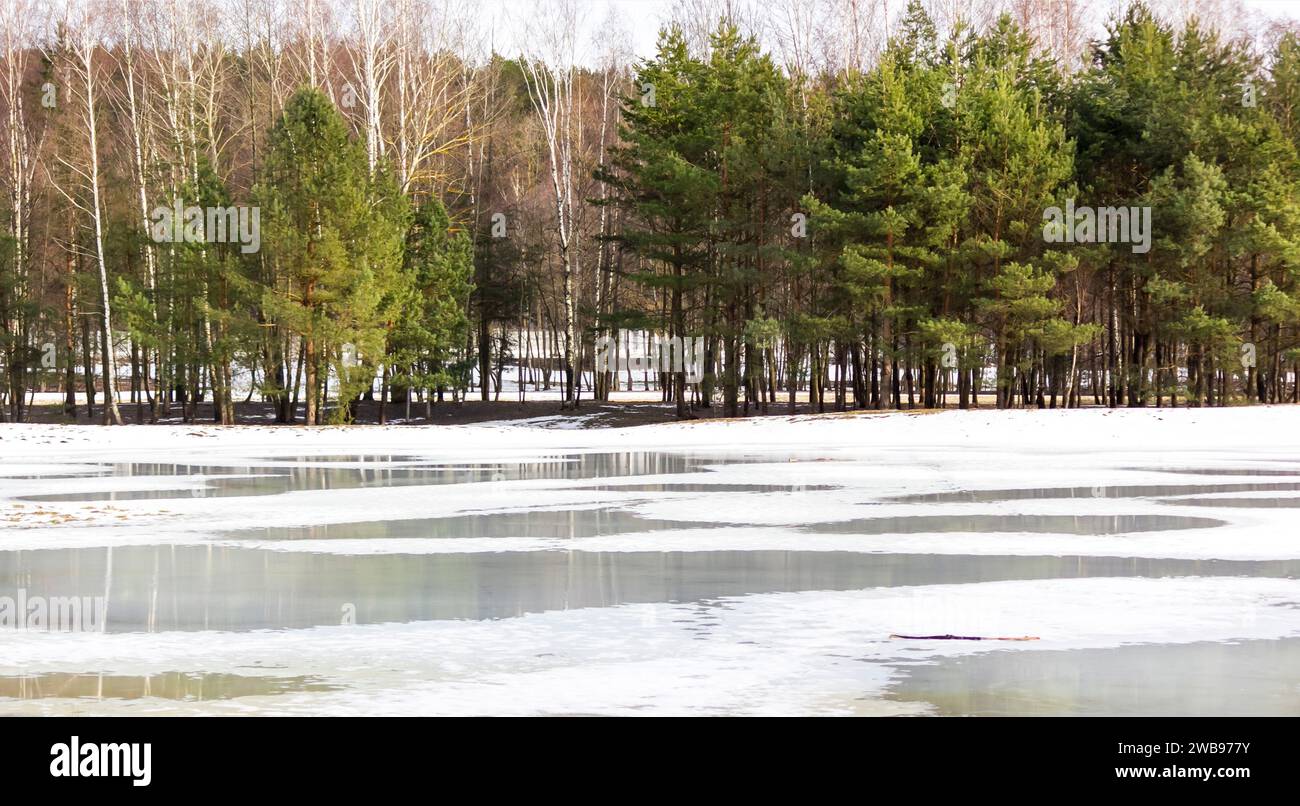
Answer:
567, 482, 839, 493
884, 637, 1300, 716
1158, 496, 1300, 508
891, 481, 1300, 503
225, 508, 696, 541
259, 454, 432, 463
17, 464, 508, 502
0, 671, 339, 701
1131, 466, 1300, 477
808, 513, 1225, 535
10, 452, 770, 503
3, 544, 1295, 631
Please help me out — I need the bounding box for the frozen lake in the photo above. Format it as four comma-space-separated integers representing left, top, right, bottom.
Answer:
1, 409, 1298, 715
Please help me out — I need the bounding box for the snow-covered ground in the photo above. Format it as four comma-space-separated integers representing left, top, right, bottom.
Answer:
1, 407, 1298, 715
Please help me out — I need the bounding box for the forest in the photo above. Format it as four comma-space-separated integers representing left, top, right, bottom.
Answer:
3, 0, 1300, 424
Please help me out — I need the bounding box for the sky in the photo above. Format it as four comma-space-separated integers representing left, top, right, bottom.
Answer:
478, 0, 1300, 66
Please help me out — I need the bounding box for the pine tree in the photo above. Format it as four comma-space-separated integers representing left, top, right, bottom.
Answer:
256, 88, 407, 424
601, 27, 717, 418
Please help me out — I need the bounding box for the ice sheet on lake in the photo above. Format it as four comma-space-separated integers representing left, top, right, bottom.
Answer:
3, 409, 1300, 715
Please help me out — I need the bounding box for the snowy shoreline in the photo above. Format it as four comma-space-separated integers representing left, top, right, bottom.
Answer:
3, 405, 1299, 458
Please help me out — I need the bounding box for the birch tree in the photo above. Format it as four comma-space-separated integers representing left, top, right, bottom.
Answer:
521, 0, 581, 408
0, 0, 44, 420
53, 3, 123, 424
